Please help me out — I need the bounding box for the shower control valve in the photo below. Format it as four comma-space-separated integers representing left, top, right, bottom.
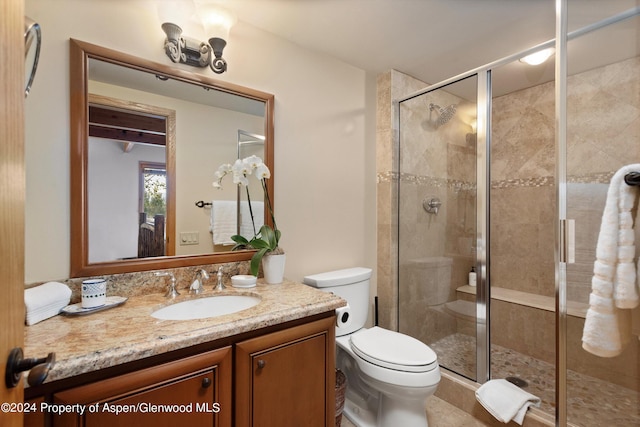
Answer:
423, 197, 442, 215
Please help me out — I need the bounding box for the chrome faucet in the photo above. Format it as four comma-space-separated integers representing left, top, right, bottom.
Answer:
214, 267, 226, 291
189, 269, 210, 295
154, 271, 179, 298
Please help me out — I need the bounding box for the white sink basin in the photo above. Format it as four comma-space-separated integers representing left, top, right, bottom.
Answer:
151, 295, 261, 320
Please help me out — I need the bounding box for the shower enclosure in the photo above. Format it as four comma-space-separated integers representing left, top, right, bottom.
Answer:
391, 4, 640, 426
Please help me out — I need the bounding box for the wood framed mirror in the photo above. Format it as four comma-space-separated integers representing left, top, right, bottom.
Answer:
70, 39, 274, 277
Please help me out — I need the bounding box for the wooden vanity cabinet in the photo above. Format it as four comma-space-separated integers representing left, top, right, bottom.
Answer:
235, 317, 336, 427
26, 313, 337, 427
52, 346, 232, 427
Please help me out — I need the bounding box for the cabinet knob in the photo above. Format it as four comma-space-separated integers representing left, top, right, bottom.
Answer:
201, 377, 211, 388
257, 359, 266, 369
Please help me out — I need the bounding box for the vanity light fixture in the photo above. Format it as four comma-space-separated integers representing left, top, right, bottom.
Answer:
519, 47, 555, 66
160, 4, 236, 74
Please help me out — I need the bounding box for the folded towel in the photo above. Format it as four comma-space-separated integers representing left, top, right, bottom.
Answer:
476, 379, 540, 425
210, 200, 237, 245
239, 201, 264, 238
582, 164, 640, 357
24, 282, 72, 325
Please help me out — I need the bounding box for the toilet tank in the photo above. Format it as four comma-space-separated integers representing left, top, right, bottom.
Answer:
303, 267, 372, 336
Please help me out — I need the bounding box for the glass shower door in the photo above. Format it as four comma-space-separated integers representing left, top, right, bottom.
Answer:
564, 6, 640, 426
397, 75, 479, 381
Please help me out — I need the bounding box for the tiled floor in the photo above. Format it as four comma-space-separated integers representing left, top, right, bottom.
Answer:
430, 333, 640, 427
339, 395, 491, 427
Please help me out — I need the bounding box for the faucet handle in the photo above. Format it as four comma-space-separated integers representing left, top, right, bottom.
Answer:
214, 267, 226, 291
155, 271, 180, 298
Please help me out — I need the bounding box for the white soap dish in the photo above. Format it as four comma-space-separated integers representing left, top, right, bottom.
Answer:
231, 275, 257, 288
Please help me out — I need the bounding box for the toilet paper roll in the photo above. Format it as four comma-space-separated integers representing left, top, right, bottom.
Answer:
336, 304, 352, 330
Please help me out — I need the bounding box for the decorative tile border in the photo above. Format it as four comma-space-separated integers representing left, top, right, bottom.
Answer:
377, 171, 615, 189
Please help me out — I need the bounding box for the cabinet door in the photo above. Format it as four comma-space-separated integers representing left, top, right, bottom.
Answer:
53, 346, 232, 427
24, 397, 44, 427
235, 317, 336, 427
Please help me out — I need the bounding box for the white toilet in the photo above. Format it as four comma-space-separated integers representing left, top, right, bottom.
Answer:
304, 267, 441, 427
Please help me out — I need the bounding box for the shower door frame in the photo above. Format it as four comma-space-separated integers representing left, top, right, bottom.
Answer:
395, 36, 563, 384
395, 5, 640, 425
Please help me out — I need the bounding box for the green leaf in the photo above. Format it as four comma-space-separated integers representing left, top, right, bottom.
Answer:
250, 248, 269, 276
231, 235, 250, 245
249, 239, 270, 249
259, 225, 278, 250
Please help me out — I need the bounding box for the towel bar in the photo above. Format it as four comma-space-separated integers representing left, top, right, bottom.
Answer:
624, 172, 640, 186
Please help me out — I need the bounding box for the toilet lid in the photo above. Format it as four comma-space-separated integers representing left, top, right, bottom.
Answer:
349, 327, 438, 373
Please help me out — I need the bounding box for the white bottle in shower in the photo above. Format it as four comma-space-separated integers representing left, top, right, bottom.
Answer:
469, 266, 476, 287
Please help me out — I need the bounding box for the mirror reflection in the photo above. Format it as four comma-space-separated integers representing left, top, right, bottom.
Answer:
70, 39, 274, 277
87, 90, 175, 262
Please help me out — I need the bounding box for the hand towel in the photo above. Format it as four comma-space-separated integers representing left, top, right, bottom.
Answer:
582, 164, 640, 357
210, 200, 237, 245
24, 282, 72, 325
475, 379, 541, 425
239, 201, 264, 239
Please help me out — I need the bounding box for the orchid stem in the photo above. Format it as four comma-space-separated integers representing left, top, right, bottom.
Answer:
262, 179, 277, 232
244, 184, 257, 238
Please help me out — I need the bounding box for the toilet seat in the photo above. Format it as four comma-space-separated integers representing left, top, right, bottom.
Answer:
350, 327, 437, 373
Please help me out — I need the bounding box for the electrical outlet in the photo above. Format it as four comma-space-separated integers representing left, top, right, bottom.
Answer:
179, 231, 199, 245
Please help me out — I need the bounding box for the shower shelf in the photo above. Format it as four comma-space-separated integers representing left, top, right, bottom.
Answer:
456, 285, 588, 318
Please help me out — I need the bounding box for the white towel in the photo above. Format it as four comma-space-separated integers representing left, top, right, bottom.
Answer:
239, 201, 264, 238
582, 164, 640, 357
475, 379, 540, 425
24, 282, 72, 326
210, 200, 237, 245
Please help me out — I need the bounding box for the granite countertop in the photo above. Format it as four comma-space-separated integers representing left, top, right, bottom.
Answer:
24, 279, 345, 385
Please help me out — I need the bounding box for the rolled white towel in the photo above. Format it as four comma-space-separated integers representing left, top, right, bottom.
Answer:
24, 282, 72, 326
475, 379, 540, 425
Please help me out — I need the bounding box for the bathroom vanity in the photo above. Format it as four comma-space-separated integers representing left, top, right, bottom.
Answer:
23, 280, 343, 427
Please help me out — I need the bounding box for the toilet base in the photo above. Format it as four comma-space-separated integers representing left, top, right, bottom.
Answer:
343, 397, 377, 427
378, 390, 430, 427
342, 391, 431, 427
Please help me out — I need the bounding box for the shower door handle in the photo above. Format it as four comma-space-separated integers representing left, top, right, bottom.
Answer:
561, 219, 575, 264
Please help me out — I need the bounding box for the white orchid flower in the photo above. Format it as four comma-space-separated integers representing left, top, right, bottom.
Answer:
233, 173, 249, 187
212, 163, 232, 189
255, 163, 271, 180
232, 158, 252, 177
212, 154, 279, 273
244, 155, 263, 170
216, 163, 232, 175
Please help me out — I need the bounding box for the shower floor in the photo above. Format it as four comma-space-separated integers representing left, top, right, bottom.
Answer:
430, 333, 640, 427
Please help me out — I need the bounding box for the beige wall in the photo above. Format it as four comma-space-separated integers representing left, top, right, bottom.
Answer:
24, 0, 377, 284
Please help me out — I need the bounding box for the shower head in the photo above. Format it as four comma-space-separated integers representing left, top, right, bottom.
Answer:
429, 103, 457, 127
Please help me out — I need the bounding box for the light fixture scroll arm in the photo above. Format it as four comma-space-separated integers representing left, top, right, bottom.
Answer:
161, 22, 185, 64
209, 37, 228, 74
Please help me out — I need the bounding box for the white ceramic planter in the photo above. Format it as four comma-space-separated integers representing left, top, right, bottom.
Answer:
262, 253, 286, 284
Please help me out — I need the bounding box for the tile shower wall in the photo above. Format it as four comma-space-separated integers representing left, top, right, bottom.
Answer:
377, 56, 640, 391
377, 70, 475, 334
